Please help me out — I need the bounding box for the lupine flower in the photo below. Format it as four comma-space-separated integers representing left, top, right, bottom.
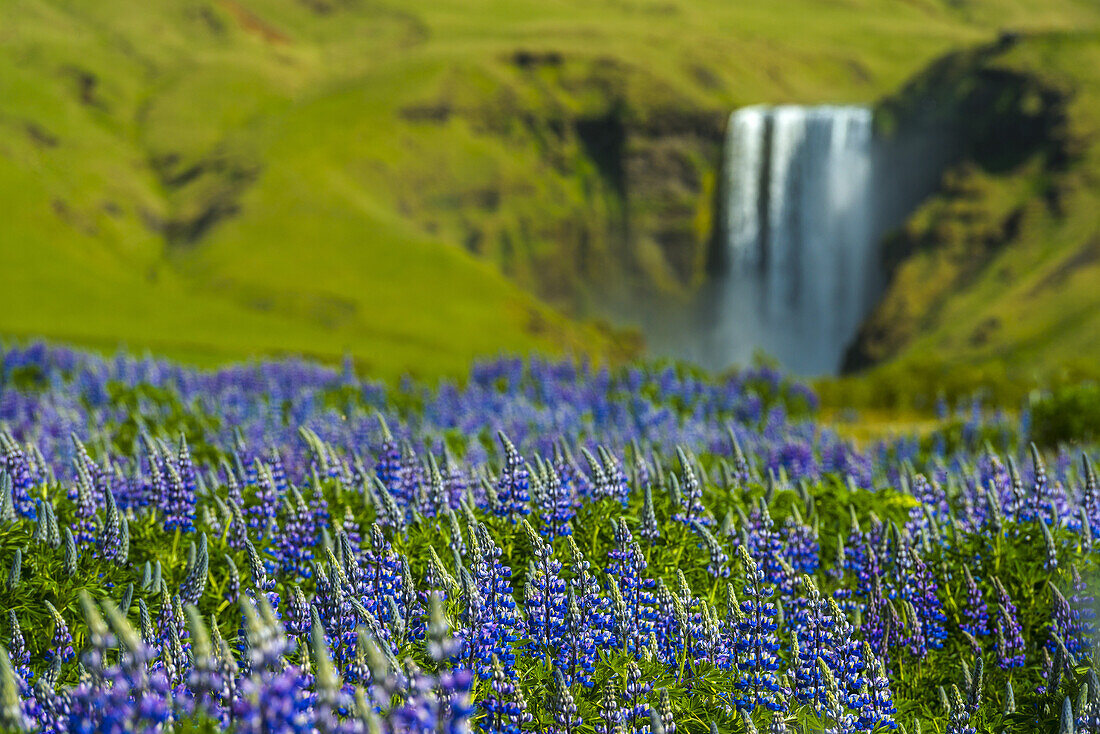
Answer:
537, 461, 575, 539
7, 613, 29, 684
43, 602, 74, 664
277, 486, 317, 579
696, 523, 730, 578
597, 682, 624, 734
522, 520, 566, 661
494, 433, 530, 523
861, 643, 897, 730
992, 578, 1026, 669
792, 578, 834, 712
162, 445, 196, 533
549, 670, 582, 734
1049, 582, 1085, 658
900, 546, 946, 652
467, 523, 522, 676
621, 660, 652, 734
735, 547, 787, 713
959, 567, 989, 638
177, 535, 209, 607
673, 448, 709, 526
606, 519, 657, 653
657, 688, 675, 734
480, 655, 532, 734
946, 685, 975, 734
781, 513, 819, 575
0, 434, 36, 519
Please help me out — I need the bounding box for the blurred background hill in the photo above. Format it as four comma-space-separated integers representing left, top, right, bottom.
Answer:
3, 0, 1100, 383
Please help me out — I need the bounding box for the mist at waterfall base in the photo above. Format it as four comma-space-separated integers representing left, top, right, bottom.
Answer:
620, 104, 950, 377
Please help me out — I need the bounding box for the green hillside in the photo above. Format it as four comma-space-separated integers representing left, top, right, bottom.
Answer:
2, 0, 1100, 377
845, 32, 1100, 380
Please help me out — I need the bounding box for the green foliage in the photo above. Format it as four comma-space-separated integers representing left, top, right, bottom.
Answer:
99, 381, 224, 465
1031, 382, 1100, 448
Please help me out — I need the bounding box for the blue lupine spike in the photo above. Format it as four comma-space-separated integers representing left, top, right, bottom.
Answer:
180, 533, 209, 604
735, 546, 788, 713
0, 644, 29, 731
494, 432, 530, 523
43, 601, 74, 664
0, 473, 14, 525
62, 527, 77, 577
5, 550, 18, 592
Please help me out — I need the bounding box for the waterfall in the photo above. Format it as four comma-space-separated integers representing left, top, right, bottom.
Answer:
717, 104, 876, 374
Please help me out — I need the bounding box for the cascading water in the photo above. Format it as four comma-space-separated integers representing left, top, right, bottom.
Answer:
600, 103, 906, 375
717, 105, 877, 374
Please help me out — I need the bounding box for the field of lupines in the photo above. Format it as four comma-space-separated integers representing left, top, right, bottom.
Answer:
0, 343, 1095, 733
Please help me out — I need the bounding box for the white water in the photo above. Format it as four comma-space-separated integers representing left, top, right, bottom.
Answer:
715, 104, 877, 374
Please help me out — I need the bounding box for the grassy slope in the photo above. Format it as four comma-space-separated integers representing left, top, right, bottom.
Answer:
1, 0, 1099, 377
856, 33, 1100, 378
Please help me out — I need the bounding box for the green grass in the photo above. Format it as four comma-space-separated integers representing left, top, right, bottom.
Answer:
853, 33, 1100, 382
3, 0, 1100, 378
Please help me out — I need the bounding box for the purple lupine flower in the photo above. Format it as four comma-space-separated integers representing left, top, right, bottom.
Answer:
43, 602, 74, 664
522, 521, 566, 662
1029, 443, 1054, 525
828, 598, 868, 719
276, 486, 316, 579
162, 452, 195, 533
554, 443, 591, 503
375, 416, 403, 496
599, 447, 631, 506
560, 538, 604, 688
8, 612, 29, 684
467, 523, 522, 676
696, 523, 730, 578
781, 514, 819, 575
859, 575, 896, 663
267, 446, 288, 494
673, 448, 708, 526
746, 503, 789, 596
68, 465, 98, 546
735, 547, 787, 713
548, 670, 582, 734
443, 450, 470, 510
596, 682, 624, 734
0, 433, 36, 518
537, 462, 574, 539
621, 660, 652, 734
960, 567, 989, 638
480, 655, 532, 734
1071, 565, 1096, 645
861, 643, 897, 731
231, 665, 313, 733
359, 524, 401, 623
494, 432, 530, 523
946, 685, 976, 734
791, 578, 834, 712
246, 463, 278, 536
1049, 582, 1085, 658
900, 546, 946, 651
992, 578, 1026, 669
606, 519, 656, 653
